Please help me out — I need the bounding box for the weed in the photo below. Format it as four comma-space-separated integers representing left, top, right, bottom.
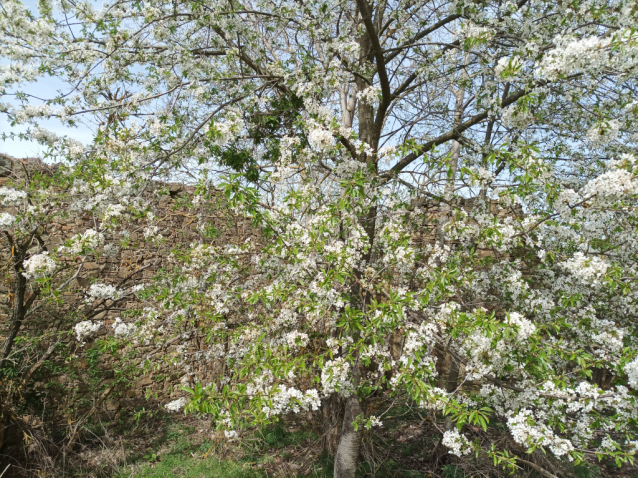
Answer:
308, 450, 334, 478
115, 456, 264, 478
114, 419, 264, 478
570, 462, 602, 478
441, 465, 468, 478
259, 421, 318, 449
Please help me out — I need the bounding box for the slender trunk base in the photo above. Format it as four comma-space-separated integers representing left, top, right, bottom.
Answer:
444, 358, 460, 431
334, 396, 363, 478
0, 415, 6, 451
320, 395, 342, 455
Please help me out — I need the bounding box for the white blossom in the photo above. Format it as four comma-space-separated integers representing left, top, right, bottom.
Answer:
541, 35, 610, 79
442, 430, 472, 457
164, 397, 188, 412
23, 252, 56, 279
0, 187, 27, 205
58, 229, 104, 254
587, 120, 621, 146
321, 358, 354, 397
625, 358, 638, 389
0, 212, 15, 230
507, 312, 536, 340
308, 127, 334, 152
74, 320, 101, 343
112, 317, 137, 338
356, 86, 381, 105
561, 252, 609, 284
86, 283, 119, 302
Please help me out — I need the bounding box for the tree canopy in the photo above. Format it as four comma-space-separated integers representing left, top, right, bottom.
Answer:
2, 0, 638, 475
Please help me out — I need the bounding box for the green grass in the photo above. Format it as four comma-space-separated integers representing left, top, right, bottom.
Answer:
115, 455, 263, 478
259, 421, 318, 449
114, 419, 319, 478
440, 465, 467, 478
113, 414, 435, 478
112, 419, 266, 478
570, 462, 601, 478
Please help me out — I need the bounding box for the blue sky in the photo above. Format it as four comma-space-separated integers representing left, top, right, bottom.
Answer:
1, 0, 95, 159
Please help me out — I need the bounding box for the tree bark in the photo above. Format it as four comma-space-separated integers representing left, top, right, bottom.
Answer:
334, 395, 363, 478
332, 8, 383, 478
320, 394, 342, 455
0, 271, 27, 370
444, 358, 460, 431
441, 51, 467, 433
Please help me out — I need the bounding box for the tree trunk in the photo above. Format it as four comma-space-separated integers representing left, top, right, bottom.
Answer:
441, 51, 467, 434
0, 414, 6, 451
0, 271, 26, 370
334, 396, 363, 478
332, 9, 382, 478
320, 394, 342, 455
444, 358, 460, 431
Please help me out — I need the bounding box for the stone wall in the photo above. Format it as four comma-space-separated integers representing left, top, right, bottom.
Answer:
0, 155, 256, 418
0, 154, 524, 420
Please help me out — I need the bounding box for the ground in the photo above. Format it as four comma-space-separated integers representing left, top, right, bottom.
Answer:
68, 405, 638, 478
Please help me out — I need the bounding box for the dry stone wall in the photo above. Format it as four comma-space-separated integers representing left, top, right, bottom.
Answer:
0, 154, 525, 420
0, 155, 257, 417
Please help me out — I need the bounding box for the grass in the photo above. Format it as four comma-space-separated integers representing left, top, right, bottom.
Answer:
115, 455, 263, 478
113, 417, 434, 478
104, 405, 615, 478
112, 417, 265, 478
113, 417, 324, 478
258, 421, 318, 450
440, 465, 467, 478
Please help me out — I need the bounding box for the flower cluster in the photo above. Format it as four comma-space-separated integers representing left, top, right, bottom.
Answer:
308, 126, 334, 152
74, 320, 101, 343
507, 312, 536, 340
321, 358, 354, 397
23, 252, 56, 279
507, 410, 575, 458
494, 56, 523, 78
164, 397, 188, 412
0, 187, 27, 205
0, 212, 15, 230
541, 35, 610, 79
262, 385, 321, 417
112, 317, 137, 338
58, 229, 104, 254
625, 359, 638, 389
442, 430, 473, 457
284, 331, 309, 348
561, 252, 609, 284
86, 283, 119, 302
587, 120, 621, 146
357, 86, 381, 105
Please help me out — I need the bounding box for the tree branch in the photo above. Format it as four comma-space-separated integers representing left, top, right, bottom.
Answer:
355, 0, 392, 144
385, 84, 539, 178
385, 14, 462, 63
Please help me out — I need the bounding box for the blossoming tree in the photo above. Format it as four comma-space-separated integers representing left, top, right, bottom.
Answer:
0, 156, 171, 455
2, 0, 638, 476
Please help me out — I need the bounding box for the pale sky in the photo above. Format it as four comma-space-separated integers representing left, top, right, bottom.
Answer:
1, 0, 95, 159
